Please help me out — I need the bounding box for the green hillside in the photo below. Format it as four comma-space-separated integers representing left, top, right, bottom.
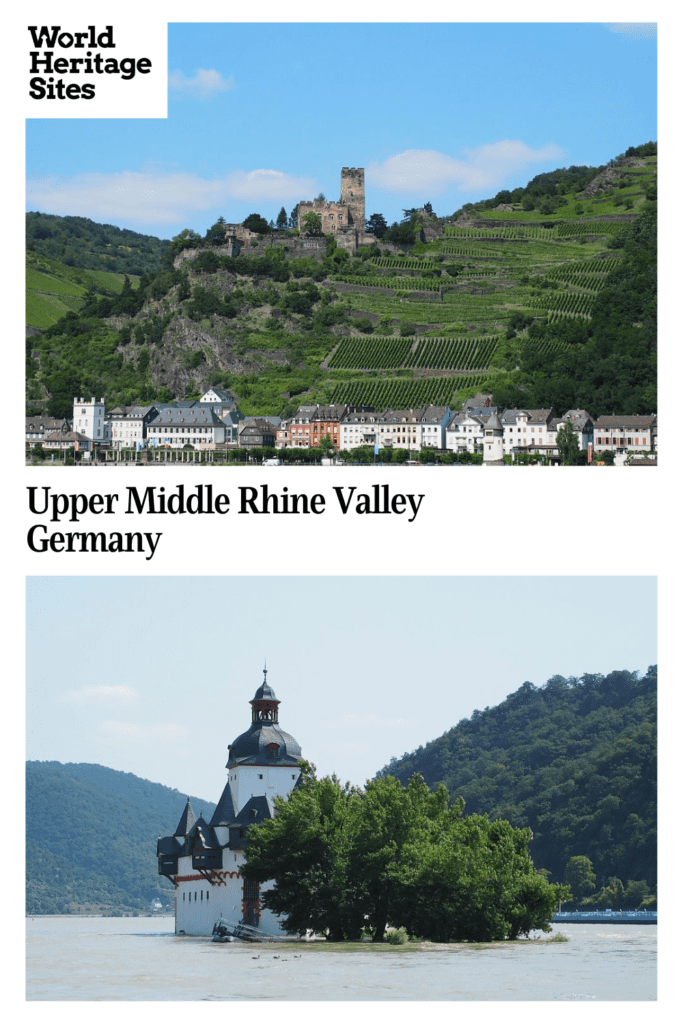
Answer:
26, 144, 656, 418
27, 211, 170, 274
26, 250, 141, 332
26, 762, 215, 915
376, 666, 657, 899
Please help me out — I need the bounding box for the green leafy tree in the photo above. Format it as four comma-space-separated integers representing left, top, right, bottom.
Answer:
243, 213, 270, 234
564, 856, 597, 902
556, 422, 580, 465
302, 211, 323, 235
317, 435, 336, 458
242, 767, 364, 940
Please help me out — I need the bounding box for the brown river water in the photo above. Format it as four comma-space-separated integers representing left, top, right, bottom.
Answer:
26, 915, 656, 1001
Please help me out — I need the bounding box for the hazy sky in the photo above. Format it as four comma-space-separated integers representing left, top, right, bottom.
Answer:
25, 22, 656, 238
26, 576, 656, 803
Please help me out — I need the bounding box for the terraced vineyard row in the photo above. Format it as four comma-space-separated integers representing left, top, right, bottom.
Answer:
329, 335, 500, 371
328, 338, 413, 369
441, 245, 505, 257
368, 257, 437, 271
406, 336, 498, 370
522, 336, 572, 357
458, 269, 499, 278
336, 275, 443, 291
530, 292, 594, 318
546, 273, 607, 292
445, 225, 558, 239
556, 221, 629, 237
329, 375, 478, 410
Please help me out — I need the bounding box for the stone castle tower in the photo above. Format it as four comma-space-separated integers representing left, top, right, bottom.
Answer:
339, 167, 365, 229
297, 167, 367, 249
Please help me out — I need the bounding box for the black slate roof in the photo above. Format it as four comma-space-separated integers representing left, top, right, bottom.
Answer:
174, 797, 197, 837
227, 722, 302, 767
210, 781, 237, 826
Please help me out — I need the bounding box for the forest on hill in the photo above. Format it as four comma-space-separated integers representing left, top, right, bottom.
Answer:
26, 762, 215, 915
26, 144, 656, 419
376, 666, 656, 906
26, 212, 170, 274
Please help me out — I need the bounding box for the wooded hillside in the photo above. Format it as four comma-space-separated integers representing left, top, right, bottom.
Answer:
26, 762, 214, 915
376, 667, 656, 894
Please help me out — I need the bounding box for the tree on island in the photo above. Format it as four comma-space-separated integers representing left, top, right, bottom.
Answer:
242, 766, 569, 942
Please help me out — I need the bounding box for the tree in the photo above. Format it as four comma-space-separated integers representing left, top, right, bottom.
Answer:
204, 216, 227, 246
276, 206, 288, 230
317, 435, 336, 458
556, 421, 580, 465
244, 769, 567, 943
423, 202, 434, 215
302, 211, 323, 235
366, 213, 388, 238
564, 856, 596, 902
289, 204, 299, 228
314, 192, 326, 201
242, 213, 270, 234
242, 768, 364, 941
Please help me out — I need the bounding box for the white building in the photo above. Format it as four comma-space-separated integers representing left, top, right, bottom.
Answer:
108, 405, 157, 450
157, 671, 302, 938
445, 410, 490, 455
339, 405, 451, 452
146, 407, 226, 449
482, 411, 505, 466
593, 415, 656, 455
73, 397, 105, 441
499, 409, 557, 456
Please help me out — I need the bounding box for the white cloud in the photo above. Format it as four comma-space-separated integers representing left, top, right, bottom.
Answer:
368, 142, 566, 196
26, 168, 317, 226
604, 24, 657, 41
63, 684, 138, 706
169, 68, 235, 99
99, 721, 188, 744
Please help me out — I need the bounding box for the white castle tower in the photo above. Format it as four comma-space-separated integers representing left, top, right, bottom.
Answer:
157, 670, 302, 937
482, 411, 505, 466
73, 397, 105, 440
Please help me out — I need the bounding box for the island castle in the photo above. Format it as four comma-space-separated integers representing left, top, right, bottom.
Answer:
157, 669, 302, 938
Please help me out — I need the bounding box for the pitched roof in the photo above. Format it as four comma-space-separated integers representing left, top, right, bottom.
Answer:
210, 782, 237, 827
174, 797, 197, 836
233, 795, 277, 827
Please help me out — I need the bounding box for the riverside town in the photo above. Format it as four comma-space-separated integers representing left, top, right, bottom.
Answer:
25, 389, 657, 468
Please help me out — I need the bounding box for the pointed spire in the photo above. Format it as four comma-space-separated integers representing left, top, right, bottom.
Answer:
174, 796, 197, 837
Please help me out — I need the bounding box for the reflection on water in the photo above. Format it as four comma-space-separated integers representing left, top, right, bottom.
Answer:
26, 916, 656, 1001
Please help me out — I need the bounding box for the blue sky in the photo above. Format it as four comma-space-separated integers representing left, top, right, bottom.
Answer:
25, 22, 657, 240
26, 576, 656, 800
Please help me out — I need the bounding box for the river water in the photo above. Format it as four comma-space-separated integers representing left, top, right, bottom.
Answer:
26, 915, 655, 1001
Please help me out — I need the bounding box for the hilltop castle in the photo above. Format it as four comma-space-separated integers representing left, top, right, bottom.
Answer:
297, 166, 369, 249
157, 670, 302, 938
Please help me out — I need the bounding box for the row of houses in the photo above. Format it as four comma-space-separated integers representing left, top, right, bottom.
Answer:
25, 389, 657, 461
275, 399, 657, 459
